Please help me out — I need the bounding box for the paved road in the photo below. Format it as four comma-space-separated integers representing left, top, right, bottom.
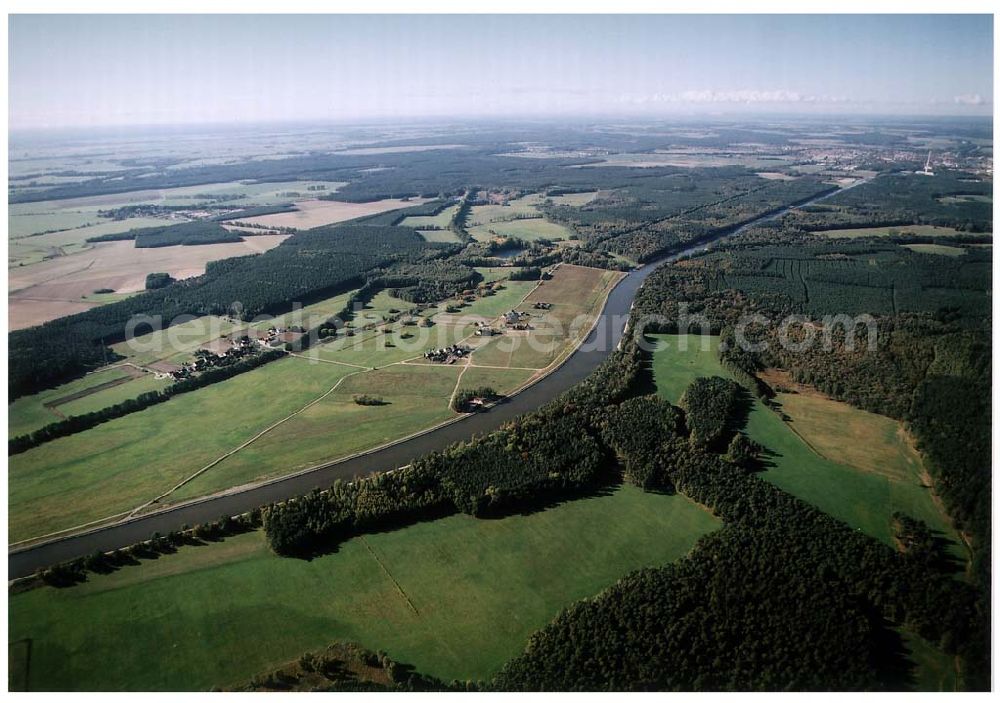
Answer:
8, 184, 849, 579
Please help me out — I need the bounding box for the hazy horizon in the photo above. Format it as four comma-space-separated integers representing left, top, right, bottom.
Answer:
9, 14, 993, 130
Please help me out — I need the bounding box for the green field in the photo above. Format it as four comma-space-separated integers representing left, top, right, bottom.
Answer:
815, 224, 982, 239
9, 367, 136, 437
9, 358, 357, 543
936, 194, 992, 204
647, 334, 964, 557
9, 269, 611, 543
546, 191, 598, 206
8, 180, 345, 267
466, 193, 576, 241
170, 363, 461, 501
474, 266, 524, 283
469, 218, 575, 242
417, 229, 463, 243
901, 243, 967, 257
9, 485, 719, 691
54, 374, 172, 418
399, 204, 458, 229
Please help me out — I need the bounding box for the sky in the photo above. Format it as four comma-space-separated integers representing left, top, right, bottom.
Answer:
8, 14, 994, 128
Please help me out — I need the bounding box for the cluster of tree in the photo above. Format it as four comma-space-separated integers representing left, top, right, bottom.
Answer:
451, 386, 499, 412
263, 465, 453, 556
9, 225, 429, 398
238, 642, 445, 692
132, 221, 244, 248
35, 509, 262, 588
352, 394, 386, 406
373, 260, 479, 304
593, 395, 683, 489
450, 191, 473, 241
549, 173, 835, 263
144, 272, 175, 290
9, 349, 286, 455
678, 376, 745, 449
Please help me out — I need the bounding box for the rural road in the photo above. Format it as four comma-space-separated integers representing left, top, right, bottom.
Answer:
8, 185, 850, 579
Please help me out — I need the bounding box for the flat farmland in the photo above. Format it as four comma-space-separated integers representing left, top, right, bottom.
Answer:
9, 357, 356, 544
648, 334, 964, 561
902, 243, 967, 256
546, 191, 599, 206
416, 229, 463, 243
466, 196, 543, 227
171, 363, 460, 501
235, 197, 430, 230
9, 366, 135, 437
9, 485, 719, 690
815, 224, 980, 239
8, 267, 616, 543
109, 315, 242, 368
9, 236, 289, 330
468, 265, 623, 370
457, 366, 538, 395
399, 204, 458, 229
468, 218, 575, 242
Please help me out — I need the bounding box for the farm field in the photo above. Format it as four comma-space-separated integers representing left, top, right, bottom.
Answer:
416, 229, 463, 243
546, 191, 599, 206
902, 243, 967, 256
937, 194, 992, 204
9, 369, 171, 438
53, 374, 172, 418
9, 358, 357, 544
9, 485, 720, 690
234, 197, 429, 230
170, 362, 460, 500
11, 180, 349, 212
469, 266, 622, 370
466, 193, 576, 241
9, 216, 171, 267
468, 218, 575, 242
109, 315, 242, 368
8, 235, 289, 330
9, 366, 136, 437
815, 224, 981, 239
399, 203, 458, 229
647, 334, 964, 559
9, 264, 620, 542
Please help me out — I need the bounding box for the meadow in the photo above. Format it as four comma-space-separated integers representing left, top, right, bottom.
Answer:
466, 194, 576, 242
9, 357, 357, 543
9, 366, 138, 437
9, 485, 718, 691
9, 266, 616, 542
815, 224, 977, 239
901, 243, 967, 256
235, 197, 428, 230
647, 334, 964, 558
9, 235, 289, 330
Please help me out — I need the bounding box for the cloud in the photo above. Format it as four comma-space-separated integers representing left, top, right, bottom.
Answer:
953, 93, 987, 106
616, 89, 851, 106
